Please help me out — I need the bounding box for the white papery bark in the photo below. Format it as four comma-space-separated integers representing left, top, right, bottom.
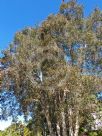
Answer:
74, 112, 79, 136
68, 108, 74, 136
61, 111, 67, 136
56, 121, 61, 136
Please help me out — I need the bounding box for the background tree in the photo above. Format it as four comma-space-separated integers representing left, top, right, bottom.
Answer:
0, 122, 31, 136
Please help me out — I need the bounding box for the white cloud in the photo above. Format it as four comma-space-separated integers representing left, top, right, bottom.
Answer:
0, 119, 12, 131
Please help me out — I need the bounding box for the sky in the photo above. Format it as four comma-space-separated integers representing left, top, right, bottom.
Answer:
0, 0, 102, 131
0, 115, 25, 131
0, 0, 102, 53
0, 118, 12, 131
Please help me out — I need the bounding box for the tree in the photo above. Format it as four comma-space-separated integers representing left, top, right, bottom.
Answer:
0, 55, 22, 121
0, 122, 31, 136
2, 0, 102, 136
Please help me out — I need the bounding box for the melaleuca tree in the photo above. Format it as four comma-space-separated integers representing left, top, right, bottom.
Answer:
3, 0, 102, 136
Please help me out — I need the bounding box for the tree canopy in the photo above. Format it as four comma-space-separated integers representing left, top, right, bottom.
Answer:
0, 0, 102, 136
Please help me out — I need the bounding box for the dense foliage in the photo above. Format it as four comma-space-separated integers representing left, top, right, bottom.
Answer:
0, 0, 102, 136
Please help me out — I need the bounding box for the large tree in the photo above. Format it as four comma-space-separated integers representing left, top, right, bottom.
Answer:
2, 0, 102, 136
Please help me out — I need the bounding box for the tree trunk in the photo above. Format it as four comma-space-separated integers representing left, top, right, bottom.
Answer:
61, 111, 67, 136
60, 91, 67, 136
74, 111, 79, 136
56, 121, 61, 136
41, 91, 55, 136
68, 108, 74, 136
45, 112, 55, 136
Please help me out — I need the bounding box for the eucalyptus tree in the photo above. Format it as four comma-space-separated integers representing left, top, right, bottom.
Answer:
3, 0, 102, 136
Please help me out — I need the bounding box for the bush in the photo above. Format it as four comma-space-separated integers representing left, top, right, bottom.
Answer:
97, 130, 102, 136
89, 132, 98, 136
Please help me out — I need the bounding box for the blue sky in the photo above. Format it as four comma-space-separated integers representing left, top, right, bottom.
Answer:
0, 0, 102, 53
